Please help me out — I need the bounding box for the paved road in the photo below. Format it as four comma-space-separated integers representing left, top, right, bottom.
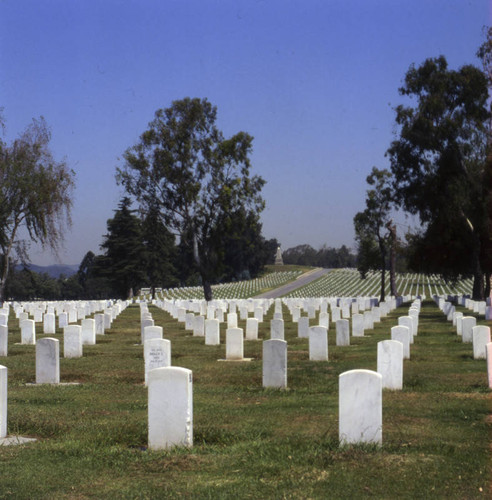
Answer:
256, 268, 331, 299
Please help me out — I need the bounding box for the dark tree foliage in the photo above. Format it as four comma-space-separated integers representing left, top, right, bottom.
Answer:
118, 97, 265, 301
142, 204, 179, 294
100, 197, 147, 299
282, 244, 356, 268
387, 54, 490, 299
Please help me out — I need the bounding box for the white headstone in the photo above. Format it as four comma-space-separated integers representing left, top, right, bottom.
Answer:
95, 313, 105, 335
351, 314, 364, 337
391, 325, 410, 359
36, 338, 60, 384
262, 339, 287, 388
81, 319, 96, 345
227, 313, 238, 329
143, 326, 163, 345
319, 312, 329, 329
398, 316, 414, 344
0, 326, 7, 357
472, 325, 491, 359
377, 340, 403, 390
245, 318, 259, 341
43, 313, 56, 334
226, 328, 244, 360
58, 312, 68, 329
148, 366, 193, 449
205, 319, 220, 345
486, 343, 492, 389
64, 325, 82, 358
144, 338, 171, 386
461, 316, 477, 343
298, 317, 309, 338
0, 365, 6, 438
336, 319, 350, 346
21, 319, 35, 345
309, 326, 328, 361
193, 315, 205, 337
270, 318, 284, 340
339, 369, 382, 446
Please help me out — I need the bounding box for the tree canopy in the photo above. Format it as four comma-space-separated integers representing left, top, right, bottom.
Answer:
0, 116, 75, 302
386, 53, 491, 299
118, 97, 265, 300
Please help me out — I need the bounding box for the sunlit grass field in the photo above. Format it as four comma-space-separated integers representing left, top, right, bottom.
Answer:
0, 298, 490, 498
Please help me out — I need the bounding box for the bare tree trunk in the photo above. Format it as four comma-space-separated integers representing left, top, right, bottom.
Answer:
203, 279, 213, 302
471, 230, 484, 301
0, 252, 9, 304
379, 238, 386, 303
387, 222, 398, 297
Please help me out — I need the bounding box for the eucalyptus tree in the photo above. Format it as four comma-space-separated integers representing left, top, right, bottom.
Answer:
387, 54, 490, 299
0, 116, 75, 302
118, 97, 265, 301
354, 167, 397, 301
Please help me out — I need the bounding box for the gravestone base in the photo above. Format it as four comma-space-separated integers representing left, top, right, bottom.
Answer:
0, 436, 37, 446
217, 358, 254, 362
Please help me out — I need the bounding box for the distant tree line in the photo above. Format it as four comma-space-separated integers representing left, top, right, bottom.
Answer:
3, 196, 279, 300
282, 244, 356, 268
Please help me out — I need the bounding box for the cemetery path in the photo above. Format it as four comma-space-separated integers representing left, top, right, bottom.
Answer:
255, 268, 331, 298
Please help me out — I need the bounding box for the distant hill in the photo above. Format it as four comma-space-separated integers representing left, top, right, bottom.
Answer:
15, 264, 79, 279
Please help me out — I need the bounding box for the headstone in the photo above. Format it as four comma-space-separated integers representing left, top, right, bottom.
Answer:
363, 310, 374, 330
64, 325, 83, 358
185, 313, 195, 331
81, 319, 96, 345
391, 325, 410, 359
377, 340, 403, 390
193, 315, 205, 337
309, 326, 328, 361
144, 338, 171, 386
0, 326, 7, 357
472, 326, 491, 359
486, 343, 492, 389
336, 319, 350, 346
148, 366, 193, 449
36, 338, 60, 384
143, 326, 163, 344
245, 318, 259, 340
319, 312, 329, 329
331, 307, 341, 323
204, 319, 220, 345
398, 316, 414, 344
227, 313, 238, 329
0, 365, 6, 438
461, 316, 477, 343
141, 319, 154, 342
43, 313, 55, 334
254, 307, 263, 322
297, 317, 309, 338
58, 312, 68, 329
262, 339, 287, 388
226, 328, 244, 360
372, 306, 381, 323
270, 318, 284, 340
95, 313, 105, 335
20, 319, 35, 345
351, 314, 364, 337
339, 369, 382, 446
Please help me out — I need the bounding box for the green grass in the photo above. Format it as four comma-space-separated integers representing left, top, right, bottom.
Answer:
0, 300, 490, 499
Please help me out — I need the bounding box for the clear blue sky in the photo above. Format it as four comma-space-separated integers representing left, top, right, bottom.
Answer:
1, 0, 490, 266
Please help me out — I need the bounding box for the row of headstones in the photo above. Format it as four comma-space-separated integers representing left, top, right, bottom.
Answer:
145, 299, 421, 448
439, 295, 492, 319
436, 297, 492, 388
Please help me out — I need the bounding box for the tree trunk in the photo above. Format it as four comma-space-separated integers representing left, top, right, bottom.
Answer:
485, 272, 491, 299
203, 279, 213, 302
388, 222, 398, 297
471, 230, 484, 301
378, 237, 386, 303
0, 252, 10, 304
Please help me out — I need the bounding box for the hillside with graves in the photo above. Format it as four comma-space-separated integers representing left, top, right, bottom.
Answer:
0, 267, 489, 497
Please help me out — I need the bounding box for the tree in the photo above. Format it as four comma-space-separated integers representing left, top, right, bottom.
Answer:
118, 97, 265, 301
386, 54, 490, 299
354, 167, 397, 301
100, 197, 146, 299
142, 204, 178, 295
0, 116, 75, 302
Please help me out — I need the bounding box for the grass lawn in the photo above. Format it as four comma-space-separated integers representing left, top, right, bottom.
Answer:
0, 299, 490, 499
